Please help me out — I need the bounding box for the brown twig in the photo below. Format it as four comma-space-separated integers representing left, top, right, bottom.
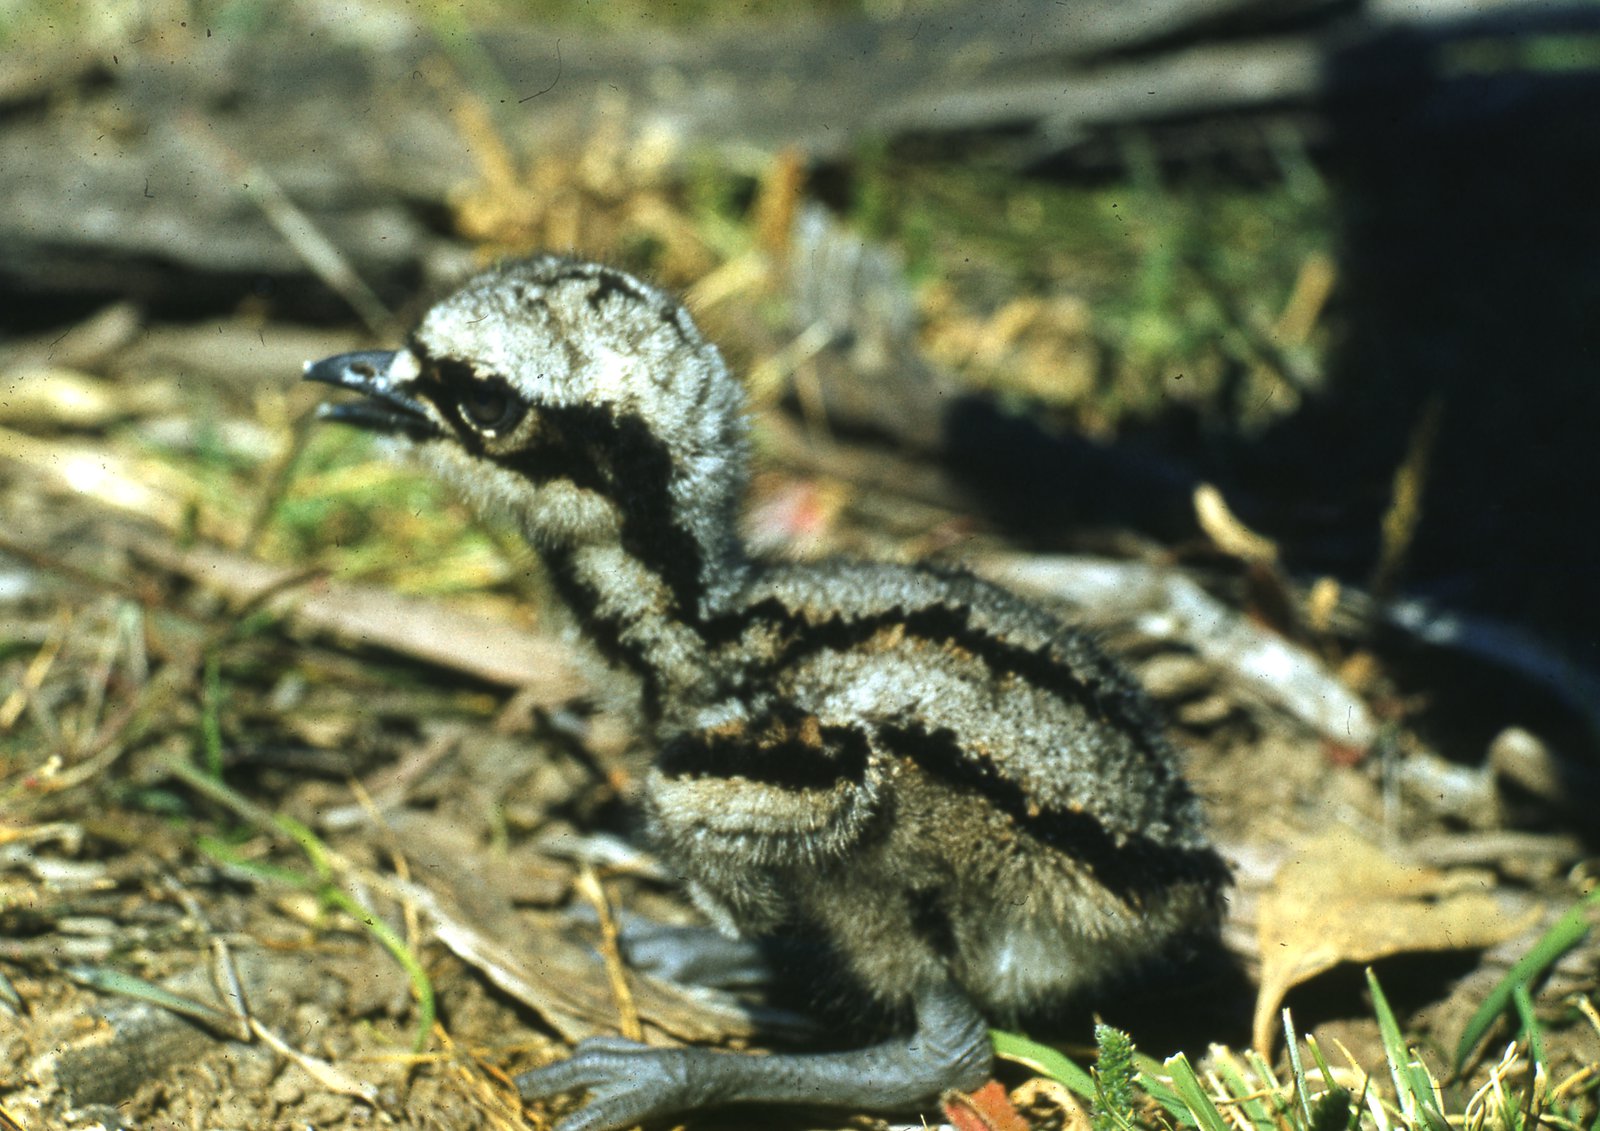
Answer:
574, 864, 641, 1042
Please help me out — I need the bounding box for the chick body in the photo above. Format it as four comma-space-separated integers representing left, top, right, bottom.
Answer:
306, 256, 1228, 1131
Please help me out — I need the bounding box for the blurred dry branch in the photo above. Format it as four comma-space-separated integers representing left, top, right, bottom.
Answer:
981, 553, 1378, 748
0, 0, 1550, 313
128, 537, 586, 699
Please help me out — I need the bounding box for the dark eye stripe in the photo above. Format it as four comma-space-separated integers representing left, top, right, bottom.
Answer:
409, 343, 526, 438
491, 403, 708, 632
434, 356, 476, 387
405, 341, 708, 637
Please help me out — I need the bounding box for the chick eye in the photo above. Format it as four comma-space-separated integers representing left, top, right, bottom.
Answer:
458, 383, 524, 433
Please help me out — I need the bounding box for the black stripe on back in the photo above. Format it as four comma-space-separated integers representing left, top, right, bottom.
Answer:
706, 595, 1173, 770
658, 708, 871, 793
582, 267, 650, 311
876, 723, 1228, 906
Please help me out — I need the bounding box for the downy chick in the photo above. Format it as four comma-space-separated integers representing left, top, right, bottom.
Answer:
305, 256, 1229, 1131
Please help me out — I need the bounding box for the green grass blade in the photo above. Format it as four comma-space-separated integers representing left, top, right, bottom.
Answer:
1166, 1052, 1232, 1131
1303, 1037, 1360, 1131
1285, 1007, 1314, 1124
1509, 984, 1547, 1073
1306, 1034, 1337, 1089
1135, 1050, 1191, 1121
991, 1029, 1097, 1099
66, 964, 240, 1034
197, 835, 316, 889
1368, 967, 1414, 1103
1367, 969, 1452, 1131
171, 757, 436, 1052
1244, 1049, 1299, 1130
1212, 1051, 1279, 1131
317, 883, 436, 1053
1453, 890, 1597, 1074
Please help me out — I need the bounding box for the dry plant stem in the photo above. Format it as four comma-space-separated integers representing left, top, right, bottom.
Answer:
163, 754, 291, 834
30, 659, 186, 796
0, 611, 67, 730
0, 532, 184, 620
319, 731, 464, 831
241, 402, 320, 557
131, 536, 585, 694
1371, 394, 1442, 602
210, 937, 252, 1033
249, 1016, 380, 1103
1192, 483, 1278, 563
42, 560, 330, 791
43, 958, 268, 1108
77, 601, 132, 745
166, 758, 439, 1052
426, 1029, 533, 1131
0, 542, 240, 793
575, 864, 642, 1042
1243, 251, 1336, 397
1577, 996, 1600, 1041
347, 774, 426, 963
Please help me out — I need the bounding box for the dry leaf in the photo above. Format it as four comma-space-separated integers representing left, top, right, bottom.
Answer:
942, 1080, 1032, 1131
1253, 827, 1539, 1054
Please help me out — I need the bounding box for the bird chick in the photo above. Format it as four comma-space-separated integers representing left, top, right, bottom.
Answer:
305, 256, 1229, 1131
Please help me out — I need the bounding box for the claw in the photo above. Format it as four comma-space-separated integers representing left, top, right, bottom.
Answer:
516, 1041, 702, 1131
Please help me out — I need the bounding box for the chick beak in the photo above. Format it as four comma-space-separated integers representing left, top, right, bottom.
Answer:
303, 350, 440, 439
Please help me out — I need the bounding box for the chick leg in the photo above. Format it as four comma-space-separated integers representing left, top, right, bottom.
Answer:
516, 981, 992, 1131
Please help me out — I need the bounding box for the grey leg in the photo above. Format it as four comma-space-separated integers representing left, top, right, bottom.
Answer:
516, 982, 992, 1131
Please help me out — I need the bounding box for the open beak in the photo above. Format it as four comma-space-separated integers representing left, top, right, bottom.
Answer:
303, 350, 440, 440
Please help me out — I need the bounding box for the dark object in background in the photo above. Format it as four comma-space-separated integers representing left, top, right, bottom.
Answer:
1265, 6, 1600, 654
930, 6, 1600, 771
